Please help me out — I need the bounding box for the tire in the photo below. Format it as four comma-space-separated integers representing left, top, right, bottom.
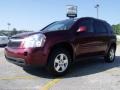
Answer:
104, 46, 116, 63
47, 48, 72, 76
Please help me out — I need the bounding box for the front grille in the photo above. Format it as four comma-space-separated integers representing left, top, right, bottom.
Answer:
7, 39, 22, 48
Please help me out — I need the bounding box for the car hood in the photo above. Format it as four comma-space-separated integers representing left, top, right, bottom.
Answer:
11, 31, 43, 39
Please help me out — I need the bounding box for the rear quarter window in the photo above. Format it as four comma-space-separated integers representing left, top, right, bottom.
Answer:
94, 21, 108, 33
104, 22, 114, 34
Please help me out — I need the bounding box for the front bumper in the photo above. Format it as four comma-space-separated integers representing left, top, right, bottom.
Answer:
5, 55, 26, 67
4, 47, 49, 67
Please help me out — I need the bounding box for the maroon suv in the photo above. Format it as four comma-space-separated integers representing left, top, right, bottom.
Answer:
5, 17, 116, 76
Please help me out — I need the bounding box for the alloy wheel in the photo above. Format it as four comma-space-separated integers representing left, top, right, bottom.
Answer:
54, 53, 68, 73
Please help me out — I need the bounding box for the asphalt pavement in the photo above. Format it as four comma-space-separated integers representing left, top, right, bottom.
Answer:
0, 45, 120, 90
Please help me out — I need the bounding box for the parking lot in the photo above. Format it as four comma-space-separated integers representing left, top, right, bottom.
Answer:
0, 45, 120, 90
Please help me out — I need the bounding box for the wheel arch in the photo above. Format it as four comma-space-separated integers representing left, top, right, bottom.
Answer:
47, 42, 74, 64
109, 42, 116, 51
106, 42, 117, 55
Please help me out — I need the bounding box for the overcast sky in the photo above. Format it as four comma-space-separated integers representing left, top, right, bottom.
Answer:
0, 0, 120, 31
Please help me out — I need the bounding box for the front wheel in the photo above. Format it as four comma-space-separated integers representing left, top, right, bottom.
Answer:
47, 48, 72, 76
104, 47, 116, 63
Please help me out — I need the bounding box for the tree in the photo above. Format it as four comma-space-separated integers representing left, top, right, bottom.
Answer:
112, 24, 120, 35
11, 28, 17, 36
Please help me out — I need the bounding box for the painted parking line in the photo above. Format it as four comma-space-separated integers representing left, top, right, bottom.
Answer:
0, 76, 37, 80
40, 78, 62, 90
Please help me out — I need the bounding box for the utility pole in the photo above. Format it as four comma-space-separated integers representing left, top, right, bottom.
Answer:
95, 4, 100, 19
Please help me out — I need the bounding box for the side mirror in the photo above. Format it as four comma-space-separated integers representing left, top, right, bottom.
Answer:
77, 26, 87, 33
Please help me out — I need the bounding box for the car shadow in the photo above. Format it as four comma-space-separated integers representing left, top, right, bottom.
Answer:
23, 56, 120, 79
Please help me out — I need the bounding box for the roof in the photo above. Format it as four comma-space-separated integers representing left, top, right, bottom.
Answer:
79, 17, 107, 23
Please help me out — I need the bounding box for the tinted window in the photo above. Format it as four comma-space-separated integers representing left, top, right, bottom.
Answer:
94, 21, 107, 33
104, 22, 114, 34
78, 19, 94, 32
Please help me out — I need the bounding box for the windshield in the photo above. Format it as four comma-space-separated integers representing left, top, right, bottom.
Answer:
42, 19, 75, 32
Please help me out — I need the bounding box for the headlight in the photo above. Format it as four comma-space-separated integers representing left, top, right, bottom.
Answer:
20, 34, 46, 48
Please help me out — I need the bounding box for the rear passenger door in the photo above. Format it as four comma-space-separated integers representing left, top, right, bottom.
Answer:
93, 20, 109, 54
75, 19, 97, 57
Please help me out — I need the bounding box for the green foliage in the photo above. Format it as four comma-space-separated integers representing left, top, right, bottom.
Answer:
112, 24, 120, 35
0, 29, 32, 37
10, 28, 17, 36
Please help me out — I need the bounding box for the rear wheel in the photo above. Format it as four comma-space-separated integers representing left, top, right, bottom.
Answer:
104, 46, 115, 63
47, 48, 72, 76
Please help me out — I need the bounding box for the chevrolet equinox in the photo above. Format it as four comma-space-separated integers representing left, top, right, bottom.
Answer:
5, 17, 117, 76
